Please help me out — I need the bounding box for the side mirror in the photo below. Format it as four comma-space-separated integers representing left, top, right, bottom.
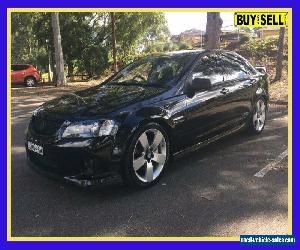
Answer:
186, 77, 212, 97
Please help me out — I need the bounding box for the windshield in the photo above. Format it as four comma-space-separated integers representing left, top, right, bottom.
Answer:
108, 54, 197, 86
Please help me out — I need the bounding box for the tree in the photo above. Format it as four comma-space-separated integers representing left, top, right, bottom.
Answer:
11, 13, 48, 68
51, 12, 66, 86
59, 13, 93, 79
11, 12, 168, 80
114, 12, 168, 63
111, 12, 118, 73
274, 27, 285, 82
32, 13, 55, 80
206, 12, 223, 49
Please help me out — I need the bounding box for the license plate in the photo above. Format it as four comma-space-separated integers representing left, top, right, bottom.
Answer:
27, 141, 43, 156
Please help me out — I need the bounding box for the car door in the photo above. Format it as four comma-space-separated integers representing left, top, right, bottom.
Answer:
11, 65, 25, 83
220, 52, 258, 127
177, 52, 237, 146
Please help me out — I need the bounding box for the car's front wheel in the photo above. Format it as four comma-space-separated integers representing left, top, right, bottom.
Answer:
247, 98, 267, 134
122, 123, 170, 187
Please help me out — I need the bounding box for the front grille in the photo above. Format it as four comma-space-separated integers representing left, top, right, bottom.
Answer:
27, 148, 86, 176
31, 116, 64, 135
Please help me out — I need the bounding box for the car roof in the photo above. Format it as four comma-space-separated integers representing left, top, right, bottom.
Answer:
158, 49, 234, 57
164, 49, 205, 56
12, 64, 31, 66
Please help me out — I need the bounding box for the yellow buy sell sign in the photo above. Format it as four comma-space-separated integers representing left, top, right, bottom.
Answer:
234, 12, 288, 27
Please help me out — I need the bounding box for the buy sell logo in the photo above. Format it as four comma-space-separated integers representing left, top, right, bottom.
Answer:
234, 12, 288, 27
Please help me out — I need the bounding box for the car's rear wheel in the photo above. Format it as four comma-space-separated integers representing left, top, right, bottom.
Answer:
25, 77, 36, 87
122, 123, 170, 187
247, 98, 267, 134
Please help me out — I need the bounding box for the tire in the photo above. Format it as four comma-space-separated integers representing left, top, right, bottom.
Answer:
25, 77, 36, 87
246, 97, 267, 134
122, 122, 170, 188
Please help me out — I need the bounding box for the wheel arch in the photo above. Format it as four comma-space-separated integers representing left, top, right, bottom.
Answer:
254, 86, 269, 110
120, 117, 174, 163
138, 118, 174, 149
120, 116, 173, 186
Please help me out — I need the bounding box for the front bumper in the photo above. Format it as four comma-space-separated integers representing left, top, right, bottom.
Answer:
27, 158, 121, 187
25, 135, 122, 187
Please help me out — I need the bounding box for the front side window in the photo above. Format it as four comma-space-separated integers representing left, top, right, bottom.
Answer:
12, 65, 22, 71
192, 52, 227, 85
11, 65, 28, 71
109, 54, 196, 86
21, 65, 29, 70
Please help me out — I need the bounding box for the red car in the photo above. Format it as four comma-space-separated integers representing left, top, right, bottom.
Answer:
11, 64, 41, 87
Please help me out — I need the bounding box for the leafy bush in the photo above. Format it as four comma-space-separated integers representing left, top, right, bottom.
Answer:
79, 45, 109, 77
239, 37, 279, 58
178, 42, 193, 50
239, 34, 250, 44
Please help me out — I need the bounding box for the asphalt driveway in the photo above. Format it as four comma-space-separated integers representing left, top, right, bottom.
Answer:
11, 87, 289, 237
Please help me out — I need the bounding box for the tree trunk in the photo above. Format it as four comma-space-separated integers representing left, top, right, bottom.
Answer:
47, 62, 52, 83
274, 27, 285, 82
206, 12, 223, 50
67, 62, 74, 82
111, 12, 118, 73
47, 52, 52, 82
51, 51, 57, 84
51, 12, 66, 86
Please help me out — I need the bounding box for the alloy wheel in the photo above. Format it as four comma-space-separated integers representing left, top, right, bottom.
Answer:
26, 78, 35, 87
132, 128, 167, 183
253, 99, 266, 132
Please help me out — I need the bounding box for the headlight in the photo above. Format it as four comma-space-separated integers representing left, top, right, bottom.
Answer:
61, 120, 118, 139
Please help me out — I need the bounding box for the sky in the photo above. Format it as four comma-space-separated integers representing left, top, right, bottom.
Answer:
165, 12, 235, 35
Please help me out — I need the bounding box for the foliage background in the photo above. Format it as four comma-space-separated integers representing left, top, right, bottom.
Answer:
11, 12, 170, 78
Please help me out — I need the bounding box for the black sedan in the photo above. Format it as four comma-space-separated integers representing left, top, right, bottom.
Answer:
25, 50, 269, 187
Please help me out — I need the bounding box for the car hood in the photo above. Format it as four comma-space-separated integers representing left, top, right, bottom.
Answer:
38, 84, 166, 117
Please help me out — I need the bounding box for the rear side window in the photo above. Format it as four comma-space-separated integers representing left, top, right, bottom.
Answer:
12, 65, 29, 71
191, 52, 256, 85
